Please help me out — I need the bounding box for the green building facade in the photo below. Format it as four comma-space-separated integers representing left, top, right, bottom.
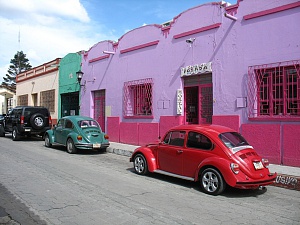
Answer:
58, 52, 82, 119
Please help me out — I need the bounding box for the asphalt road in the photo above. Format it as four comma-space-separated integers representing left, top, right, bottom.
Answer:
0, 135, 300, 225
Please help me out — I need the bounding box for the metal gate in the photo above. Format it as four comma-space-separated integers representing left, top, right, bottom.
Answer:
199, 85, 213, 123
94, 90, 106, 132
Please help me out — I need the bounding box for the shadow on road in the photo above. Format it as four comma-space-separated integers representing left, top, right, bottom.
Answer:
1, 134, 44, 142
127, 169, 268, 198
0, 183, 48, 225
44, 144, 107, 155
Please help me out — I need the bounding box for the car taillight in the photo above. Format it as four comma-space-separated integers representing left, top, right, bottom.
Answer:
49, 116, 52, 126
77, 135, 82, 141
20, 116, 24, 124
230, 163, 240, 174
262, 158, 269, 168
104, 134, 109, 140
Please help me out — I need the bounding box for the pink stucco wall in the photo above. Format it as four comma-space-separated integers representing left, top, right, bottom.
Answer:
138, 123, 160, 146
159, 116, 184, 139
282, 125, 300, 167
241, 124, 281, 164
112, 116, 182, 145
107, 117, 120, 142
212, 115, 240, 132
80, 1, 300, 166
120, 122, 139, 145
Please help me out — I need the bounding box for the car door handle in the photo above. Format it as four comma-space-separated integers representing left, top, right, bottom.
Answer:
177, 150, 183, 154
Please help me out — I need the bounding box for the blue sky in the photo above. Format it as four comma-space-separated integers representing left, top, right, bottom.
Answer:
0, 0, 236, 81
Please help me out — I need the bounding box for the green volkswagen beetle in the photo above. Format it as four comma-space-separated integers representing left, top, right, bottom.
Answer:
44, 116, 109, 154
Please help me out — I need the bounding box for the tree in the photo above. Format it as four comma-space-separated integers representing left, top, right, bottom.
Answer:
2, 51, 32, 89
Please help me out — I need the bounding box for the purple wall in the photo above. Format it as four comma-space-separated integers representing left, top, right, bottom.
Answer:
80, 0, 300, 166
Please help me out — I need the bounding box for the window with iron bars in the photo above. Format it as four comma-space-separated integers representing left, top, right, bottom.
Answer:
123, 78, 153, 118
248, 60, 300, 119
40, 89, 55, 112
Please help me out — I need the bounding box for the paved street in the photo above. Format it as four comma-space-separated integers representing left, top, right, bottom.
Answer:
0, 136, 300, 225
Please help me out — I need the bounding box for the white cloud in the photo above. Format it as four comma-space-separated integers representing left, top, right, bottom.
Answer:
0, 0, 117, 82
0, 0, 90, 23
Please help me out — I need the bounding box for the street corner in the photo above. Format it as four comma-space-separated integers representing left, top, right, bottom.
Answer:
271, 173, 300, 191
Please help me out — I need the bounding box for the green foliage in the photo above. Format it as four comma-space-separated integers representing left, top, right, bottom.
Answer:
2, 51, 32, 88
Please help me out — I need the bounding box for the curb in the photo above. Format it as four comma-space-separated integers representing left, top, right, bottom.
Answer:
271, 173, 300, 191
107, 145, 300, 192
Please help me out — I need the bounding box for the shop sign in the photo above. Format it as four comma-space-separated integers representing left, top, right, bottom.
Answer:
177, 89, 183, 115
181, 62, 212, 77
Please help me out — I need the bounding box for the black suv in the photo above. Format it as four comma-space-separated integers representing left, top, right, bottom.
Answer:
0, 106, 52, 141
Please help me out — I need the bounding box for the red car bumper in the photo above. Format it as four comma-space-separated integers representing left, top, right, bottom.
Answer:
234, 172, 277, 189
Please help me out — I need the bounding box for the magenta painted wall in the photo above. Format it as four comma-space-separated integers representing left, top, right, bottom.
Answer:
120, 123, 139, 145
138, 123, 160, 146
282, 125, 300, 167
159, 116, 184, 138
212, 115, 240, 132
241, 124, 281, 164
79, 0, 300, 166
107, 117, 120, 142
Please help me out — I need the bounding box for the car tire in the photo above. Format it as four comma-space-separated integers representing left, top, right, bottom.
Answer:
12, 127, 20, 141
30, 113, 46, 130
200, 168, 226, 195
44, 134, 52, 148
133, 154, 148, 175
66, 138, 77, 154
0, 126, 5, 137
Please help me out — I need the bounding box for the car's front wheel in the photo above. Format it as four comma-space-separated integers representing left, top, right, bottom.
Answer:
44, 134, 52, 148
0, 126, 5, 137
200, 168, 226, 195
66, 138, 77, 154
133, 154, 148, 175
12, 127, 20, 141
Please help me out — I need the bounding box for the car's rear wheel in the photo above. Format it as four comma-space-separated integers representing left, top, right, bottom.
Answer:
66, 138, 77, 154
200, 168, 226, 195
12, 127, 20, 141
44, 134, 52, 147
133, 154, 148, 175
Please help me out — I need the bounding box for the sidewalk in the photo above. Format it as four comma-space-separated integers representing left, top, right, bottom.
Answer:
107, 142, 300, 191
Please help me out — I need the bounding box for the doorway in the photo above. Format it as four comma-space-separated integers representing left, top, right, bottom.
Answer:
61, 92, 79, 117
94, 90, 106, 132
184, 74, 213, 124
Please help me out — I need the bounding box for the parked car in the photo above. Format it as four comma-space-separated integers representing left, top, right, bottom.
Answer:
44, 116, 109, 154
0, 106, 52, 141
0, 114, 4, 123
130, 124, 277, 195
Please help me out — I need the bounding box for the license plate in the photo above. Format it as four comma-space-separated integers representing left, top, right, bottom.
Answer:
25, 129, 31, 132
253, 161, 264, 170
93, 143, 101, 148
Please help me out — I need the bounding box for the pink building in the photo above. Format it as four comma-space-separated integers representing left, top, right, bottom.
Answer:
80, 0, 300, 167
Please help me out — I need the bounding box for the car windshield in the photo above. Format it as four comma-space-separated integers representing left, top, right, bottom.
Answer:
78, 120, 100, 129
219, 132, 251, 153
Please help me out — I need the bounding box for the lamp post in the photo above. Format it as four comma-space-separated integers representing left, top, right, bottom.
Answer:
76, 70, 84, 85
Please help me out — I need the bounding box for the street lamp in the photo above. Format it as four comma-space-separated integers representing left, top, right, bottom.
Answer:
76, 70, 84, 86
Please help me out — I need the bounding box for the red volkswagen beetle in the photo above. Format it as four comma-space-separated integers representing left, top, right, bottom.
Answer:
130, 124, 277, 195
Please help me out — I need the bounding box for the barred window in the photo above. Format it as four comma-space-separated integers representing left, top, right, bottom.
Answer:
40, 89, 55, 112
248, 60, 300, 119
123, 78, 153, 117
18, 94, 28, 106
